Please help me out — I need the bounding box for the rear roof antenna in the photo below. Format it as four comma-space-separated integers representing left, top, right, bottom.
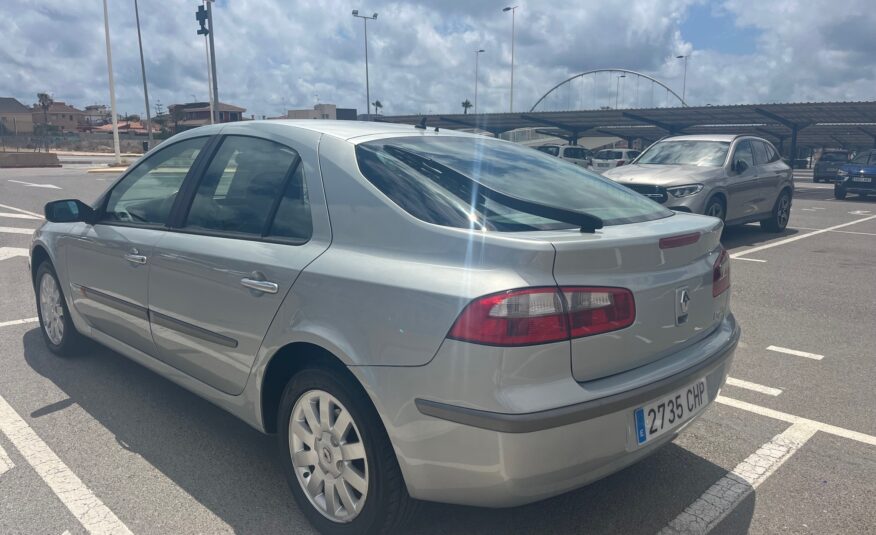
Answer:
415, 117, 427, 129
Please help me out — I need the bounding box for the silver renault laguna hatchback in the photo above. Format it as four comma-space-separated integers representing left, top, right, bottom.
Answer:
30, 121, 739, 534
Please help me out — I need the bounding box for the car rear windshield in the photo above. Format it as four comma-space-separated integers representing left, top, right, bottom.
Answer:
595, 150, 623, 160
636, 140, 730, 166
819, 152, 848, 162
536, 145, 559, 156
355, 136, 672, 231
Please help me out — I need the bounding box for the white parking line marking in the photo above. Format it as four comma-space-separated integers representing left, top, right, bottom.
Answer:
725, 377, 782, 396
659, 421, 818, 535
0, 317, 39, 328
7, 179, 61, 189
0, 395, 134, 535
0, 442, 13, 476
766, 345, 824, 360
733, 257, 767, 263
0, 211, 41, 220
0, 247, 30, 262
0, 227, 34, 235
730, 215, 876, 258
792, 226, 876, 236
717, 396, 876, 446
0, 203, 43, 219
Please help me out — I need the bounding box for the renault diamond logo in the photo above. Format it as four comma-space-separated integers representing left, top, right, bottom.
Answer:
676, 287, 690, 325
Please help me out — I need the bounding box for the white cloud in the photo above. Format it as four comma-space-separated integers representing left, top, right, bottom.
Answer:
1, 0, 874, 119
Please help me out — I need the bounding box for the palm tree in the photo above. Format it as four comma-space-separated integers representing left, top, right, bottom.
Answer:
372, 100, 383, 116
37, 92, 53, 151
461, 99, 473, 114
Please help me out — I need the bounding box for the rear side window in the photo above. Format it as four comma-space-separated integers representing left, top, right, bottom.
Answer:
184, 136, 310, 240
563, 147, 586, 159
764, 143, 780, 163
355, 136, 671, 231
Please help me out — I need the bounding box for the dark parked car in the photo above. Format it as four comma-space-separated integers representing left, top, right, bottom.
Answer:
835, 149, 876, 199
813, 150, 850, 182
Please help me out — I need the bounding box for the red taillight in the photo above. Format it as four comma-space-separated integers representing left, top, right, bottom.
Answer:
659, 232, 701, 249
713, 247, 730, 297
448, 287, 635, 346
616, 160, 625, 167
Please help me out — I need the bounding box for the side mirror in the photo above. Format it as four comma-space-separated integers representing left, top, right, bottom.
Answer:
44, 199, 96, 224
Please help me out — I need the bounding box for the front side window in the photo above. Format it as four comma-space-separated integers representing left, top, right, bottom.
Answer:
104, 136, 207, 225
355, 135, 671, 231
636, 140, 730, 167
732, 140, 755, 172
184, 136, 307, 238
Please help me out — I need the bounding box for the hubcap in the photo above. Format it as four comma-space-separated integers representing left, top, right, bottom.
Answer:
289, 390, 368, 523
777, 196, 790, 227
39, 273, 64, 345
707, 202, 724, 220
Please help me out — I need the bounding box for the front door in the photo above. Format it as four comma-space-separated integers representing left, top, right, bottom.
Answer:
147, 133, 329, 395
65, 136, 209, 353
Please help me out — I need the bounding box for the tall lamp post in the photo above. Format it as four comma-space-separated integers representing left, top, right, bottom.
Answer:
615, 73, 626, 109
133, 0, 152, 148
502, 6, 517, 113
352, 10, 378, 119
101, 0, 121, 165
474, 49, 485, 114
676, 54, 688, 104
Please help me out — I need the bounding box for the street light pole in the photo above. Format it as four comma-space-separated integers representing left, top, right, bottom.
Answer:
474, 49, 484, 114
352, 10, 378, 119
615, 73, 625, 109
676, 55, 688, 104
101, 0, 121, 165
502, 6, 518, 113
133, 0, 152, 148
205, 1, 220, 123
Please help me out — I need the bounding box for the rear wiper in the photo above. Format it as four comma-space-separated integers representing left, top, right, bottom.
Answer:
384, 145, 604, 233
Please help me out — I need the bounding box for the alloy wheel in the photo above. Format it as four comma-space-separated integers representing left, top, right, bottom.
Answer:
706, 201, 724, 220
39, 273, 64, 345
289, 389, 369, 523
777, 195, 790, 228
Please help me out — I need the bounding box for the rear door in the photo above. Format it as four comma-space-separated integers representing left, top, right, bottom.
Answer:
147, 130, 330, 395
64, 136, 209, 353
752, 140, 781, 214
725, 139, 759, 220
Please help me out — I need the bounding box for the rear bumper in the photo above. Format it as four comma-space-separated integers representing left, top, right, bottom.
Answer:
356, 314, 739, 507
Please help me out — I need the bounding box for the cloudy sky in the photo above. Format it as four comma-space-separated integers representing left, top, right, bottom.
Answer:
2, 0, 874, 118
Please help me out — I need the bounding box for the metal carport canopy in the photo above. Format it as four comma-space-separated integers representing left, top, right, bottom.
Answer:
377, 101, 876, 149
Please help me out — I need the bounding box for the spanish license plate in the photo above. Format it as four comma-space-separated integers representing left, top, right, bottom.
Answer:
597, 162, 609, 167
852, 176, 872, 183
634, 377, 708, 446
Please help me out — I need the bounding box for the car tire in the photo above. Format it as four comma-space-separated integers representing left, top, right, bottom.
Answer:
277, 367, 417, 535
35, 261, 84, 357
704, 197, 726, 222
834, 186, 847, 200
760, 191, 792, 232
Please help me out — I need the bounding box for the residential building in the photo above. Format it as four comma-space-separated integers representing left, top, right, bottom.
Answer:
286, 103, 358, 120
32, 101, 85, 132
167, 101, 245, 132
83, 104, 110, 126
0, 97, 34, 134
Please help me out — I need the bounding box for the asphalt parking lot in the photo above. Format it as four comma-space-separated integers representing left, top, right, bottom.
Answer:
1, 166, 874, 534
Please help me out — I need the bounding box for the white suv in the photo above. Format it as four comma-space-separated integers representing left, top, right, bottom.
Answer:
535, 144, 592, 168
591, 148, 640, 173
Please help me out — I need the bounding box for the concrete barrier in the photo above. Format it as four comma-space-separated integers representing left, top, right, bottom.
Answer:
0, 152, 61, 168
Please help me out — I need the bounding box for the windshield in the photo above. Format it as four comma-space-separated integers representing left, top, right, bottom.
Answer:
536, 146, 560, 156
636, 140, 730, 166
355, 136, 672, 231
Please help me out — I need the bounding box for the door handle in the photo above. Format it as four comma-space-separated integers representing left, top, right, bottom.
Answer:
240, 278, 278, 294
124, 248, 147, 265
